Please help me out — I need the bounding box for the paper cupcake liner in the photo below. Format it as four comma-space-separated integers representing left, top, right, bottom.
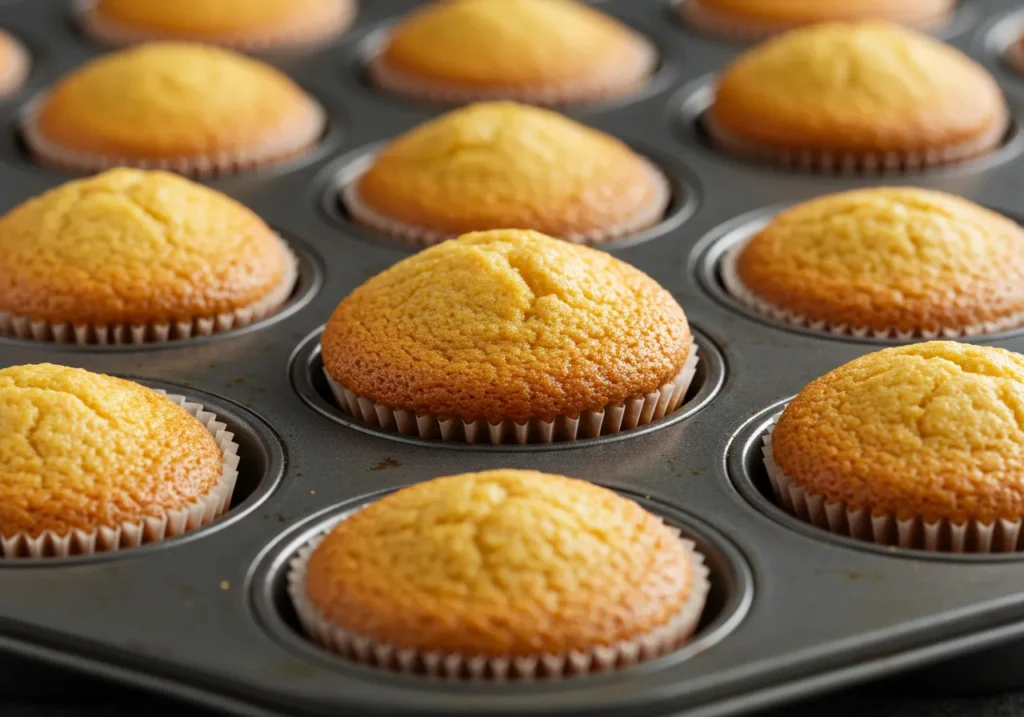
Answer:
679, 0, 951, 39
1, 391, 241, 558
322, 339, 699, 444
341, 159, 672, 246
21, 94, 326, 177
704, 112, 1008, 173
761, 420, 1024, 553
74, 0, 357, 52
287, 523, 709, 679
720, 245, 1024, 339
366, 37, 658, 106
0, 238, 298, 345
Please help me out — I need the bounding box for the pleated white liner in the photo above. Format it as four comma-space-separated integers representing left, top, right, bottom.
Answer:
2, 391, 241, 558
287, 525, 709, 680
761, 419, 1024, 553
720, 245, 1024, 339
0, 240, 298, 345
323, 339, 699, 444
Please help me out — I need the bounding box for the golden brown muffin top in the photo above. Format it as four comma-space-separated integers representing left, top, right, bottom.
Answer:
735, 187, 1024, 334
689, 0, 954, 30
354, 102, 665, 240
306, 469, 696, 657
377, 0, 653, 97
0, 364, 222, 538
0, 168, 289, 326
773, 342, 1024, 523
34, 42, 320, 161
321, 229, 691, 422
710, 22, 1006, 155
88, 0, 354, 48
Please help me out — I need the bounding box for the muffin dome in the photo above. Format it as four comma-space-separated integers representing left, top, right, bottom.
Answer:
81, 0, 356, 50
0, 364, 232, 556
346, 102, 670, 245
0, 168, 296, 344
293, 469, 708, 676
683, 0, 955, 38
725, 187, 1024, 337
370, 0, 657, 105
25, 42, 324, 175
708, 22, 1007, 171
0, 29, 28, 99
769, 343, 1024, 551
321, 229, 695, 443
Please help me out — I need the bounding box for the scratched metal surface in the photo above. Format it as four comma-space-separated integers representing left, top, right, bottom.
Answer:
3, 1, 1024, 715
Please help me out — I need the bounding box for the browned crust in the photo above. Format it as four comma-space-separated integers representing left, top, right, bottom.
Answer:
305, 471, 697, 657
771, 342, 1024, 524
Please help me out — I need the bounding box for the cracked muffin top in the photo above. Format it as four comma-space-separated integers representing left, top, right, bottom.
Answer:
82, 0, 356, 50
371, 0, 656, 104
350, 102, 668, 243
320, 229, 692, 422
733, 187, 1024, 334
772, 342, 1024, 524
0, 363, 222, 538
709, 22, 1006, 158
30, 42, 322, 167
304, 469, 699, 656
0, 168, 291, 326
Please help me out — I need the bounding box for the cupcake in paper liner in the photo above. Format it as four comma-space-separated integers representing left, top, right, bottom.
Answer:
288, 470, 709, 679
76, 0, 356, 52
679, 0, 955, 40
320, 229, 698, 445
22, 42, 324, 177
706, 22, 1007, 173
762, 342, 1024, 554
721, 187, 1024, 340
368, 0, 657, 106
0, 168, 298, 346
0, 364, 240, 558
343, 102, 671, 247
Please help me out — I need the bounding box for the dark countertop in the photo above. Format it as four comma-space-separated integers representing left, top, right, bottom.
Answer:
6, 688, 1024, 717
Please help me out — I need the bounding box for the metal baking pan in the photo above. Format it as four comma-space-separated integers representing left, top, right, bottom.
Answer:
4, 0, 1024, 715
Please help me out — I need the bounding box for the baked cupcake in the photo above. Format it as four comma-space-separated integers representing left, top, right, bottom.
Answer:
0, 364, 239, 558
765, 342, 1024, 552
0, 29, 28, 99
708, 22, 1008, 172
344, 102, 670, 245
289, 469, 709, 677
79, 0, 356, 51
320, 229, 697, 444
722, 187, 1024, 339
0, 168, 297, 344
1006, 32, 1024, 75
369, 0, 657, 105
682, 0, 955, 39
23, 42, 324, 175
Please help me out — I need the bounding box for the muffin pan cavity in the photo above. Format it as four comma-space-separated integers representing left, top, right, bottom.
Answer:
289, 325, 724, 450
318, 140, 700, 250
0, 232, 323, 352
692, 205, 1024, 345
727, 401, 1024, 562
673, 74, 1024, 175
250, 490, 751, 686
0, 379, 285, 566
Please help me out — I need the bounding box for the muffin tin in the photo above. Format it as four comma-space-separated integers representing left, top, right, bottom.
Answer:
5, 0, 1024, 715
